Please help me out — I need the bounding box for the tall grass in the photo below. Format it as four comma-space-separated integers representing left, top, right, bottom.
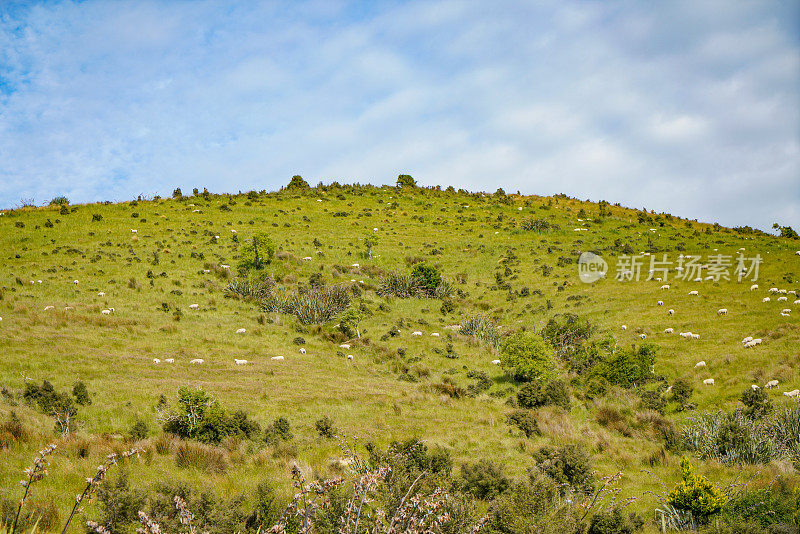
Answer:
683, 403, 800, 465
459, 315, 503, 351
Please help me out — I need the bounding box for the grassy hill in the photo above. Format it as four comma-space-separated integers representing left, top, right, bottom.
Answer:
0, 182, 798, 533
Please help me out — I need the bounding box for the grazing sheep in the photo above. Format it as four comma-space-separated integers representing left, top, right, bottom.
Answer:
220, 264, 230, 269
750, 384, 760, 390
491, 359, 501, 365
703, 378, 715, 385
299, 348, 306, 354
347, 354, 354, 360
351, 263, 360, 268
765, 380, 779, 388
750, 284, 759, 291
230, 229, 237, 233
73, 280, 79, 285
784, 390, 799, 397
688, 290, 699, 296
153, 358, 161, 364
44, 305, 54, 311
794, 300, 800, 305
782, 308, 792, 314
190, 359, 204, 364
657, 301, 664, 306
639, 334, 646, 340
412, 331, 422, 336
789, 290, 797, 295
236, 328, 246, 334
101, 309, 111, 315
98, 292, 105, 297
621, 325, 627, 330
668, 309, 675, 316
64, 307, 73, 311
796, 251, 800, 256
340, 344, 351, 349
781, 312, 791, 317
431, 332, 440, 337
234, 359, 248, 365
763, 297, 771, 302
690, 333, 700, 339
779, 289, 788, 294
769, 288, 779, 293
679, 332, 691, 338
660, 284, 670, 290
302, 256, 312, 261
777, 296, 788, 302
270, 356, 284, 361
165, 358, 174, 363
188, 304, 199, 310
717, 308, 727, 315
664, 328, 674, 334
742, 336, 753, 344
695, 361, 706, 368
131, 229, 137, 233
109, 307, 114, 312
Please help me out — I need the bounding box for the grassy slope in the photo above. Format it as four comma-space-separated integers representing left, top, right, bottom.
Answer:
0, 185, 798, 530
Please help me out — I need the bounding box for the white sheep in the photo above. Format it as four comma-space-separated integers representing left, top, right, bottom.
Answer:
703, 378, 715, 385
750, 284, 759, 291
777, 296, 788, 302
690, 333, 700, 339
639, 334, 646, 340
679, 332, 691, 338
780, 312, 790, 317
779, 289, 788, 294
190, 359, 204, 364
694, 361, 706, 368
153, 358, 161, 364
230, 229, 237, 233
188, 304, 199, 310
234, 359, 248, 365
660, 284, 670, 290
794, 300, 800, 305
44, 305, 54, 311
412, 331, 422, 336
621, 325, 627, 330
340, 344, 351, 349
74, 280, 79, 284
742, 336, 753, 344
347, 354, 354, 360
236, 328, 246, 334
431, 332, 440, 337
131, 229, 137, 233
657, 300, 664, 306
220, 264, 230, 269
64, 306, 73, 311
101, 309, 111, 315
769, 288, 779, 293
491, 359, 501, 365
299, 348, 306, 354
750, 384, 760, 390
271, 356, 284, 361
796, 251, 800, 256
98, 292, 105, 297
765, 380, 779, 388
688, 290, 699, 296
302, 256, 312, 261
790, 290, 797, 295
668, 309, 675, 316
717, 308, 727, 315
664, 328, 674, 334
165, 358, 174, 363
763, 297, 771, 302
351, 263, 360, 268
782, 308, 792, 314
109, 307, 114, 312
784, 390, 799, 397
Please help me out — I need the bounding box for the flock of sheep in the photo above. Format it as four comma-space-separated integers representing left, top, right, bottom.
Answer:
622, 276, 798, 398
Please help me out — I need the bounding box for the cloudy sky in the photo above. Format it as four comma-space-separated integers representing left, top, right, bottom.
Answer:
1, 1, 798, 230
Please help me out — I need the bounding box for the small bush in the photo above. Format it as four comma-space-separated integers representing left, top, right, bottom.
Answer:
671, 378, 693, 405
49, 196, 69, 205
501, 333, 556, 382
741, 387, 773, 419
129, 420, 149, 441
238, 233, 275, 270
410, 263, 442, 297
532, 444, 595, 495
264, 417, 293, 444
667, 457, 727, 523
588, 507, 644, 534
94, 471, 146, 533
92, 213, 103, 221
508, 410, 541, 437
315, 416, 336, 438
517, 379, 570, 409
72, 380, 91, 405
460, 459, 510, 500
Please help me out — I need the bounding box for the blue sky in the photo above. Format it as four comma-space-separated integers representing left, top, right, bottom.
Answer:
1, 0, 798, 231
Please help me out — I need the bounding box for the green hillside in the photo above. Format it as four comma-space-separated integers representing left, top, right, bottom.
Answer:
1, 181, 798, 533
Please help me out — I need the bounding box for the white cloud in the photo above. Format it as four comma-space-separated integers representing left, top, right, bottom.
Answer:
0, 0, 797, 230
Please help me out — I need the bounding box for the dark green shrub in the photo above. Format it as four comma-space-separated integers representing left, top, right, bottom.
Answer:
671, 378, 693, 405
501, 333, 556, 382
741, 387, 773, 419
244, 481, 282, 531
92, 213, 103, 221
129, 420, 149, 441
640, 390, 665, 414
161, 387, 251, 444
264, 417, 293, 444
721, 478, 799, 528
460, 459, 510, 500
541, 313, 594, 358
508, 410, 541, 437
285, 175, 310, 190
396, 174, 416, 188
230, 410, 261, 439
238, 233, 275, 270
72, 380, 91, 405
49, 196, 69, 205
588, 507, 644, 534
315, 416, 336, 438
93, 471, 146, 534
410, 263, 442, 297
532, 444, 595, 495
590, 344, 656, 388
